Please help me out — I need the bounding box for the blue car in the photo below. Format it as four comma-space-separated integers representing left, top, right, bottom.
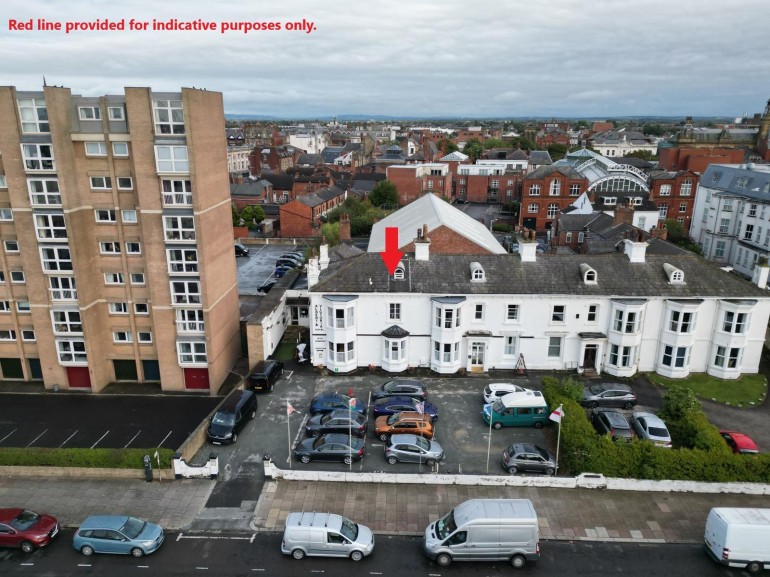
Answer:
72, 516, 164, 557
372, 396, 439, 422
274, 265, 292, 278
309, 393, 367, 416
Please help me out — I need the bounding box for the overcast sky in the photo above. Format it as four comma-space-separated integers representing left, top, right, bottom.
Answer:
3, 0, 769, 118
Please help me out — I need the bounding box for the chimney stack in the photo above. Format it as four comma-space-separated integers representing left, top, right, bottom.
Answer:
613, 203, 635, 226
415, 223, 430, 261
339, 213, 351, 242
319, 236, 330, 271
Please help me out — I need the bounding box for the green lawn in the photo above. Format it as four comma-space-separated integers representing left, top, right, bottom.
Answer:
274, 342, 297, 361
647, 372, 767, 406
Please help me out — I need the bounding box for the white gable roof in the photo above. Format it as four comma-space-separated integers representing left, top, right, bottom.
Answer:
439, 151, 469, 162
368, 193, 507, 254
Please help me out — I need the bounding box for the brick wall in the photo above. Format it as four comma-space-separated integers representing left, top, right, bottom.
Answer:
400, 225, 494, 255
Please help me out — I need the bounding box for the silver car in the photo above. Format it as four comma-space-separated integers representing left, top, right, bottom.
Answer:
384, 434, 443, 465
501, 443, 557, 475
631, 412, 672, 448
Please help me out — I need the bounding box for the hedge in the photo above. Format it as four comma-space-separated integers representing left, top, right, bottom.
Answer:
541, 376, 770, 483
0, 448, 174, 469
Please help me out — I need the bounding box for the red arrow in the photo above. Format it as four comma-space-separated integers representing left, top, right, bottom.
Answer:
380, 227, 403, 274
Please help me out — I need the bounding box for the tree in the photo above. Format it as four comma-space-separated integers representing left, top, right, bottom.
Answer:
320, 222, 340, 246
510, 136, 535, 151
547, 144, 568, 162
462, 138, 484, 162
624, 150, 656, 161
369, 180, 399, 208
231, 204, 241, 227
240, 205, 265, 229
642, 123, 665, 137
439, 138, 459, 155
482, 138, 509, 150
575, 120, 589, 129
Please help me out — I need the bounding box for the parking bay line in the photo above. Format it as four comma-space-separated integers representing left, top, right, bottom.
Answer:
157, 430, 173, 447
26, 429, 48, 447
125, 430, 142, 448
0, 428, 17, 444
90, 430, 110, 449
59, 430, 78, 448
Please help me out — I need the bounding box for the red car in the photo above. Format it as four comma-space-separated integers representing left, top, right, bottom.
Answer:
720, 430, 760, 455
0, 509, 59, 553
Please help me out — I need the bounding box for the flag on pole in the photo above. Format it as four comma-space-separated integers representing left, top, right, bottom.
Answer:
549, 405, 564, 423
287, 402, 296, 415
414, 401, 425, 414
348, 398, 357, 409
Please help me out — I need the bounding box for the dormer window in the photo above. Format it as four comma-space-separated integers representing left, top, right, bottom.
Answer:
632, 197, 643, 206
663, 263, 685, 284
393, 262, 405, 280
604, 197, 617, 206
470, 262, 485, 283
580, 263, 598, 285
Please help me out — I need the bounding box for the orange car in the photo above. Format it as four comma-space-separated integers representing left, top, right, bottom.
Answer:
374, 411, 433, 441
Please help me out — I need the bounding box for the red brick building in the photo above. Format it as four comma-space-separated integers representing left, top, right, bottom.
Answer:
520, 166, 588, 231
658, 147, 745, 172
279, 186, 347, 238
249, 146, 294, 174
386, 163, 452, 205
648, 170, 700, 231
455, 163, 523, 204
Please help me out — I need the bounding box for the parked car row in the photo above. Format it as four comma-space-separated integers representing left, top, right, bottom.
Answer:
0, 509, 164, 558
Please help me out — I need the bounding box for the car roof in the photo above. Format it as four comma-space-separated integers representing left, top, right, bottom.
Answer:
313, 393, 348, 401
721, 430, 759, 449
634, 412, 665, 425
324, 409, 361, 418
390, 434, 424, 444
599, 410, 630, 426
390, 411, 429, 421
597, 382, 632, 391
320, 433, 351, 443
488, 383, 522, 391
375, 395, 416, 405
79, 515, 131, 530
499, 390, 547, 407
0, 508, 25, 522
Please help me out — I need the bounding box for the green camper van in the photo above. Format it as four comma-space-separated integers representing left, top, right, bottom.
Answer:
482, 390, 550, 429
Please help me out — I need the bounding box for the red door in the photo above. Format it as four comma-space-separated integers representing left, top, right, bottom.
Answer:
184, 368, 210, 390
66, 366, 92, 388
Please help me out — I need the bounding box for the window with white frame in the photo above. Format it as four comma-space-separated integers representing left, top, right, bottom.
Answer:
504, 335, 517, 356
108, 106, 125, 121
170, 280, 201, 304
16, 300, 30, 313
0, 208, 11, 221
161, 179, 193, 205
21, 329, 35, 341
434, 306, 461, 329
40, 246, 72, 272
113, 331, 132, 343
474, 304, 484, 321
163, 216, 196, 241
547, 336, 562, 358
389, 303, 401, 321
658, 184, 671, 196
0, 301, 9, 312
384, 338, 406, 361
551, 305, 565, 323
79, 106, 101, 121
125, 241, 141, 255
99, 241, 121, 255
565, 232, 573, 243
117, 177, 133, 190
722, 311, 747, 334
21, 144, 55, 171
669, 310, 693, 333
28, 178, 61, 205
176, 308, 204, 332
18, 98, 49, 132
85, 142, 108, 156
0, 330, 16, 341
51, 310, 82, 334
104, 272, 125, 285
547, 203, 559, 218
549, 179, 561, 196
153, 99, 185, 134
10, 271, 25, 284
569, 184, 580, 196
613, 309, 639, 333
714, 240, 726, 258
49, 276, 76, 300
587, 304, 598, 322
4, 240, 19, 253
327, 305, 355, 329
713, 345, 741, 368
56, 339, 87, 363
130, 272, 145, 285
659, 204, 668, 218
112, 142, 129, 156
748, 203, 758, 217
134, 303, 149, 315
167, 248, 198, 273
121, 210, 137, 223
529, 184, 540, 196
718, 218, 730, 234
603, 197, 617, 206
723, 198, 734, 212
95, 209, 116, 222
34, 214, 67, 240
90, 176, 112, 190
679, 202, 687, 213
177, 341, 207, 364
155, 146, 189, 173
108, 302, 128, 314
528, 203, 539, 213
137, 331, 152, 343
506, 304, 519, 321
609, 344, 634, 367
744, 224, 754, 240
328, 340, 355, 363
661, 344, 688, 368
433, 340, 459, 363
393, 266, 404, 280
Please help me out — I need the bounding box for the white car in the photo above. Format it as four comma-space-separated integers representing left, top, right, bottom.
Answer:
482, 383, 532, 405
631, 412, 673, 448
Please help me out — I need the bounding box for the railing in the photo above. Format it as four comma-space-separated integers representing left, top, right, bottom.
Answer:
49, 288, 77, 301
176, 320, 205, 333
162, 193, 193, 206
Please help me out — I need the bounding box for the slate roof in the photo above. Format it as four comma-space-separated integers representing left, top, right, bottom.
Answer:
341, 142, 362, 154
508, 149, 529, 161
558, 212, 614, 231
439, 151, 469, 162
296, 153, 322, 165
296, 185, 346, 208
262, 174, 295, 191
700, 164, 770, 201
526, 165, 584, 180
230, 180, 271, 196
329, 243, 365, 263
321, 147, 343, 163
528, 150, 553, 165
368, 193, 507, 255
312, 251, 768, 299
590, 130, 653, 145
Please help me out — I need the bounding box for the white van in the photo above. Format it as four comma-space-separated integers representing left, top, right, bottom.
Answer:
704, 508, 770, 573
281, 512, 374, 561
423, 499, 540, 568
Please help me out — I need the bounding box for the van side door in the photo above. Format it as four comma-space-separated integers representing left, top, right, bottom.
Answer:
323, 531, 351, 557
467, 526, 501, 560
442, 530, 469, 559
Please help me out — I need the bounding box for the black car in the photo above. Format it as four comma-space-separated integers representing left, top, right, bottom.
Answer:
309, 393, 367, 416
234, 243, 249, 257
293, 433, 366, 464
305, 410, 367, 438
591, 409, 636, 442
372, 396, 439, 422
246, 360, 283, 392
580, 383, 637, 409
371, 379, 427, 401
207, 390, 258, 445
257, 280, 276, 294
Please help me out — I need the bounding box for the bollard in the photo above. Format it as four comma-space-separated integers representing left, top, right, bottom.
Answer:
143, 454, 153, 482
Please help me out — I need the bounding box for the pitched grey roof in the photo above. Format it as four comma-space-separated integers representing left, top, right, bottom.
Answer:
528, 150, 553, 165
330, 243, 365, 262
230, 181, 271, 196
439, 151, 469, 162
296, 153, 322, 165
526, 164, 584, 180
297, 185, 346, 207
312, 251, 768, 299
262, 174, 295, 190
508, 149, 529, 160
590, 130, 652, 145
321, 147, 343, 163
368, 193, 506, 254
700, 164, 770, 200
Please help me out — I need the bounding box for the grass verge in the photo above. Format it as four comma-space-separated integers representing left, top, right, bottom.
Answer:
646, 372, 767, 406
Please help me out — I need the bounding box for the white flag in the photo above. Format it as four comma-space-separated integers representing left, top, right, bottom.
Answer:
414, 402, 425, 414
286, 402, 296, 416
549, 405, 564, 423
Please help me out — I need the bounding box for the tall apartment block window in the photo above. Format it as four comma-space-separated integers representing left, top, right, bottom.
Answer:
79, 106, 101, 120
153, 100, 185, 134
90, 176, 112, 190
49, 276, 76, 300
34, 214, 67, 240
95, 209, 116, 222
177, 341, 206, 364
155, 146, 189, 173
167, 248, 198, 273
112, 142, 129, 156
108, 106, 125, 121
28, 178, 61, 206
21, 144, 55, 171
56, 339, 87, 363
51, 310, 82, 334
163, 216, 196, 241
17, 98, 49, 133
85, 142, 108, 156
176, 309, 204, 332
170, 280, 201, 304
161, 179, 193, 205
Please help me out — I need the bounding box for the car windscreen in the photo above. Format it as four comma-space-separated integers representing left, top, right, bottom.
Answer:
211, 412, 235, 427
120, 517, 147, 539
340, 517, 359, 541
648, 426, 669, 437
535, 446, 550, 460
414, 436, 430, 451
588, 384, 605, 395
9, 510, 39, 530
386, 414, 399, 425
435, 510, 457, 540
491, 399, 505, 413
